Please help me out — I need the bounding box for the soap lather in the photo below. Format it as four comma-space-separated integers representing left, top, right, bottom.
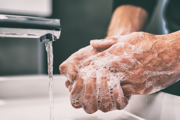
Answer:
0, 14, 61, 42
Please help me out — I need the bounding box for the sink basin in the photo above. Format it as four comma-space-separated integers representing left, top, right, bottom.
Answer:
0, 75, 180, 120
0, 97, 144, 120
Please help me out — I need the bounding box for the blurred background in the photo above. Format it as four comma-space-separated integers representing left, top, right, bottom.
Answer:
0, 0, 168, 76
1, 1, 180, 120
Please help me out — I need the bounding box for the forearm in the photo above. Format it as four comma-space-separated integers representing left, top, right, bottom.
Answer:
132, 31, 180, 94
60, 30, 180, 113
106, 5, 148, 38
155, 30, 180, 73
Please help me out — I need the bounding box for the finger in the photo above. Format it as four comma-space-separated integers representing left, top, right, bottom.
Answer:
113, 81, 128, 110
99, 69, 113, 112
68, 84, 72, 92
121, 84, 134, 97
65, 80, 70, 88
90, 39, 117, 51
70, 75, 84, 108
83, 71, 98, 114
59, 61, 68, 75
59, 61, 78, 82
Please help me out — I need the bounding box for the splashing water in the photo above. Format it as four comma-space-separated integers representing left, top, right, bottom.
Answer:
45, 41, 54, 120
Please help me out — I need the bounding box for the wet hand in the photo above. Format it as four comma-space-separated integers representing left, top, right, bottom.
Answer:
91, 32, 180, 95
59, 45, 129, 113
60, 31, 180, 114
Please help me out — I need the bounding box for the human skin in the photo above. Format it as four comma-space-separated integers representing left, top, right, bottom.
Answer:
61, 4, 148, 91
60, 31, 180, 114
91, 31, 180, 95
59, 5, 151, 114
60, 4, 148, 84
106, 5, 148, 38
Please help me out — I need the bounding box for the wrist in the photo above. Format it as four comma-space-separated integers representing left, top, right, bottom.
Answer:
156, 30, 180, 41
106, 5, 148, 38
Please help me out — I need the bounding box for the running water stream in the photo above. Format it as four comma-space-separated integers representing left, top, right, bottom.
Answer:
45, 41, 54, 120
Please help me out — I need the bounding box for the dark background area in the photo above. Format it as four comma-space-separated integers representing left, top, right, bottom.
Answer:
0, 0, 168, 75
0, 0, 112, 75
51, 0, 112, 74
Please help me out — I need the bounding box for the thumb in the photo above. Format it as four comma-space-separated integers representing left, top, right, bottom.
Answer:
90, 38, 118, 51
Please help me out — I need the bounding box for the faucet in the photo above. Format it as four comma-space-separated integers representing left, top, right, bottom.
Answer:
0, 14, 61, 42
0, 14, 61, 74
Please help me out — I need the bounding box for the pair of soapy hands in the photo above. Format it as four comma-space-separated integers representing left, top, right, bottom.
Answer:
59, 32, 179, 114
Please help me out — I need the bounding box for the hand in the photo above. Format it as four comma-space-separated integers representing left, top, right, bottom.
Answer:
96, 5, 148, 50
59, 46, 129, 114
60, 31, 180, 114
91, 32, 180, 96
59, 45, 99, 84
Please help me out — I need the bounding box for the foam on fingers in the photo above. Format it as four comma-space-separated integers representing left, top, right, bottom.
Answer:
98, 69, 113, 112
113, 83, 128, 110
70, 76, 84, 108
59, 61, 77, 82
83, 71, 98, 114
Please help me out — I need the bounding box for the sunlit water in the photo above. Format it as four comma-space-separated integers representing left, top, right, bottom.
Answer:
45, 41, 54, 120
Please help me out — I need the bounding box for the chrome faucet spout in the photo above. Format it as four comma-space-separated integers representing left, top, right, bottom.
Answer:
0, 14, 61, 42
40, 33, 56, 43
